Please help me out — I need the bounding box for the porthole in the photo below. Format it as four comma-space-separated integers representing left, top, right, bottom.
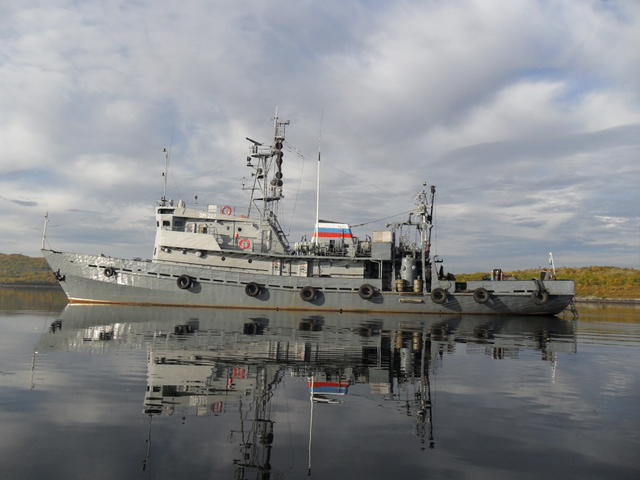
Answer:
248, 259, 253, 263
221, 257, 226, 261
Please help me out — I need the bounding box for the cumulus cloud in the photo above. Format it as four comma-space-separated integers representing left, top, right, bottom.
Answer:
0, 0, 638, 269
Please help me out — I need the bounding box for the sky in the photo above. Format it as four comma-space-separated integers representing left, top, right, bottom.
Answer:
1, 0, 638, 272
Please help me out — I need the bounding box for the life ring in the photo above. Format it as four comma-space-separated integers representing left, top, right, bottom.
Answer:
245, 282, 261, 297
531, 290, 549, 305
177, 274, 192, 290
300, 286, 317, 302
221, 205, 233, 215
358, 283, 376, 300
104, 267, 116, 278
430, 287, 447, 304
238, 238, 251, 250
473, 287, 491, 304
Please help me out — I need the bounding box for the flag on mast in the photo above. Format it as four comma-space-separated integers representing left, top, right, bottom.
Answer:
312, 221, 354, 240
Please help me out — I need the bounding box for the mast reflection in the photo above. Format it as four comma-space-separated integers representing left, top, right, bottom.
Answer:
40, 306, 576, 478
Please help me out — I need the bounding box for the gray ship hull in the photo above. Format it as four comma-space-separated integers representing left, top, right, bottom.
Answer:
43, 249, 575, 315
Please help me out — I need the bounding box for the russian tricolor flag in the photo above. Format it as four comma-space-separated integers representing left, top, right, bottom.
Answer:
312, 221, 353, 239
308, 380, 350, 395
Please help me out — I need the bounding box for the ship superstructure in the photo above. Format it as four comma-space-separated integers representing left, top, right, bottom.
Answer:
42, 115, 575, 314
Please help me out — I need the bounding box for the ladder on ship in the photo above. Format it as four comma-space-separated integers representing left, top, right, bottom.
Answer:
269, 213, 290, 252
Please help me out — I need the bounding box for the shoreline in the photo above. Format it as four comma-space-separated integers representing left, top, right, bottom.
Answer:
575, 297, 640, 305
0, 284, 62, 289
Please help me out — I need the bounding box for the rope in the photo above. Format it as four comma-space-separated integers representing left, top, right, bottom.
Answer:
432, 194, 438, 258
284, 141, 307, 234
351, 209, 413, 228
328, 164, 389, 196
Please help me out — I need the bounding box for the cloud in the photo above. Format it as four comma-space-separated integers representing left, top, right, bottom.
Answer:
0, 0, 638, 269
0, 195, 38, 207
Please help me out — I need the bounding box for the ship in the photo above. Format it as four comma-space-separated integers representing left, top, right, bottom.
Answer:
42, 115, 575, 315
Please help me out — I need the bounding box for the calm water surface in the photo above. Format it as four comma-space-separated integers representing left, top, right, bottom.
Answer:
1, 287, 639, 479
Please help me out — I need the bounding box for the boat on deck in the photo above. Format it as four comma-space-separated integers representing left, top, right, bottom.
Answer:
42, 115, 575, 315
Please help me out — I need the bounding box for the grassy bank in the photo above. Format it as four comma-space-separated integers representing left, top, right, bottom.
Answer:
456, 266, 640, 299
0, 253, 57, 285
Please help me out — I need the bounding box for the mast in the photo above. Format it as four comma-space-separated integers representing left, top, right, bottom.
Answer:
314, 151, 320, 246
417, 325, 435, 449
307, 374, 314, 476
41, 212, 49, 250
314, 112, 323, 246
416, 183, 436, 290
244, 114, 290, 251
160, 147, 169, 206
233, 366, 281, 479
245, 116, 289, 215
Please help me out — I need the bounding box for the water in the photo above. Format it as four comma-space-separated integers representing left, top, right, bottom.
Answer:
1, 287, 639, 479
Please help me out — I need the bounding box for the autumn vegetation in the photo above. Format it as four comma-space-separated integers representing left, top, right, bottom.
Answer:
0, 254, 57, 285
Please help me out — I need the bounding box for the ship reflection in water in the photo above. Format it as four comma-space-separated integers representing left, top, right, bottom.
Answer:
37, 306, 577, 479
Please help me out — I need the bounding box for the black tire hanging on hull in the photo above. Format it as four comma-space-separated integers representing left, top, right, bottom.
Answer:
430, 287, 447, 304
245, 282, 262, 297
300, 286, 317, 302
473, 287, 491, 304
532, 290, 549, 305
358, 283, 376, 300
177, 275, 192, 290
103, 267, 116, 278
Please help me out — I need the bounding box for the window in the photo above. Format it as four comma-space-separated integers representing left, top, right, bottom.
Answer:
173, 219, 185, 232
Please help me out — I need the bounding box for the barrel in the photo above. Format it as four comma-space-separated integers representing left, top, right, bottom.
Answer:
395, 279, 406, 292
413, 279, 423, 293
